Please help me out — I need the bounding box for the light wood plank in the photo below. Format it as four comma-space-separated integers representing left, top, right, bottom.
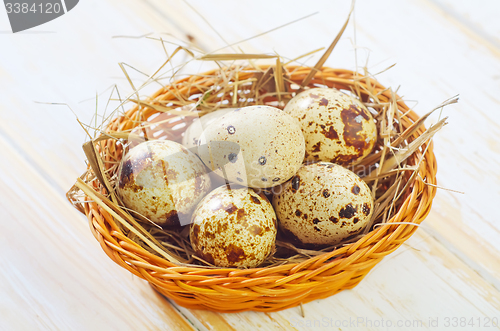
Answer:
0, 136, 194, 331
1, 0, 500, 329
108, 0, 500, 327
0, 0, 188, 193
125, 0, 500, 286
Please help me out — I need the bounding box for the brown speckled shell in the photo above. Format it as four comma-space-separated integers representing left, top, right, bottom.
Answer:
71, 65, 440, 312
283, 87, 377, 165
190, 186, 277, 268
117, 140, 211, 226
181, 108, 234, 149
272, 162, 373, 246
198, 106, 305, 189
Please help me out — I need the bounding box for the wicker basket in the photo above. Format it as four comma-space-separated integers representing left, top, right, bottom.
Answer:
67, 65, 437, 312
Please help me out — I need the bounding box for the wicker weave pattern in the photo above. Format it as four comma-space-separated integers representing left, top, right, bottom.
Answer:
76, 66, 437, 312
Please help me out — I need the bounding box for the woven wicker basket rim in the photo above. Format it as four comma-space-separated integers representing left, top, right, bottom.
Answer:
69, 64, 437, 312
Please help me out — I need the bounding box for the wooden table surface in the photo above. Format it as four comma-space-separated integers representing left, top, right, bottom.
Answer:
1, 0, 499, 330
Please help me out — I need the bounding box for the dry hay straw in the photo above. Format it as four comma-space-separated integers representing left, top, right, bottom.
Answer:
65, 9, 457, 312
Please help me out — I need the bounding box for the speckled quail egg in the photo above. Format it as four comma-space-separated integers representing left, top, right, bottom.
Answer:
190, 186, 277, 268
197, 105, 305, 189
117, 140, 211, 226
284, 87, 377, 165
272, 162, 373, 247
182, 108, 235, 149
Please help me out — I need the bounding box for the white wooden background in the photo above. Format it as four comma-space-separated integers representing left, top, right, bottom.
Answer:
0, 0, 499, 330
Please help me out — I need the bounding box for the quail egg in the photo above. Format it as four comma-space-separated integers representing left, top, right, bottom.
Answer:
198, 105, 305, 189
190, 186, 277, 268
284, 88, 377, 165
182, 108, 235, 149
117, 140, 211, 226
272, 162, 373, 247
